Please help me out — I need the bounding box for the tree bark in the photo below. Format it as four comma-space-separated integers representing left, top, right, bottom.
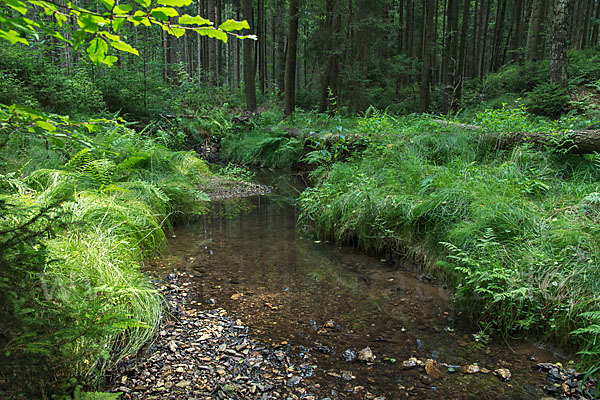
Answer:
242, 0, 257, 111
456, 0, 471, 103
257, 0, 266, 95
319, 0, 341, 114
276, 0, 286, 94
592, 0, 600, 46
479, 0, 491, 77
491, 0, 507, 71
420, 0, 434, 112
527, 0, 544, 61
550, 0, 569, 89
511, 0, 524, 63
284, 0, 300, 117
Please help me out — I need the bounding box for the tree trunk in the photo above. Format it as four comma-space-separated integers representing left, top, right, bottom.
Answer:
319, 0, 341, 114
276, 0, 286, 94
456, 0, 471, 103
216, 0, 223, 85
511, 0, 524, 63
441, 0, 458, 113
284, 0, 300, 117
242, 0, 257, 111
527, 0, 544, 61
479, 0, 491, 77
592, 0, 600, 46
550, 0, 569, 89
491, 0, 507, 71
420, 0, 434, 112
257, 0, 266, 95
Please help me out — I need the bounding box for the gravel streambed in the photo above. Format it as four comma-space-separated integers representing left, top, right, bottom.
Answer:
108, 272, 320, 400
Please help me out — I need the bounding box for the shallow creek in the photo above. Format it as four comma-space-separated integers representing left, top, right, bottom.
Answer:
146, 170, 567, 399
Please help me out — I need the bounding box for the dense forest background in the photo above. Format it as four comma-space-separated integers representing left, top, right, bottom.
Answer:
3, 0, 600, 121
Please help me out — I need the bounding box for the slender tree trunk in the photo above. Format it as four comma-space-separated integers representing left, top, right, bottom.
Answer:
284, 0, 300, 117
471, 0, 479, 78
479, 0, 491, 77
216, 0, 223, 85
420, 0, 434, 112
257, 0, 266, 95
236, 7, 241, 86
550, 0, 569, 89
456, 0, 471, 104
592, 0, 600, 46
580, 0, 593, 49
491, 0, 508, 71
276, 0, 286, 94
319, 0, 341, 114
527, 0, 544, 61
242, 0, 257, 111
511, 0, 524, 63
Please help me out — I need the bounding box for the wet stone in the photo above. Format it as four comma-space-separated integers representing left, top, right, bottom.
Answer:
108, 272, 315, 399
358, 347, 375, 363
342, 349, 357, 362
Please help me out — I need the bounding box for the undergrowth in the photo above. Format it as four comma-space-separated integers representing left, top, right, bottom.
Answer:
0, 125, 211, 398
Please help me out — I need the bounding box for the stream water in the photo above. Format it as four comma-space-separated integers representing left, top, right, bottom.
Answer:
146, 170, 567, 399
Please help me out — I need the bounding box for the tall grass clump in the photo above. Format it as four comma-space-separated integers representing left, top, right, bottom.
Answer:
299, 111, 600, 372
0, 125, 211, 398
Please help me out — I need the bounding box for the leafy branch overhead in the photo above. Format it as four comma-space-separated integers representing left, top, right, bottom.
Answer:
0, 0, 255, 66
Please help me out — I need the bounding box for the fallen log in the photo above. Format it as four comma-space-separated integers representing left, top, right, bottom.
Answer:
433, 119, 600, 154
277, 120, 600, 155
496, 129, 600, 154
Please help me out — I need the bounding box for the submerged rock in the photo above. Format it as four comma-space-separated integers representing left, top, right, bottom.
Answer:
358, 347, 375, 363
342, 349, 357, 362
494, 368, 511, 382
461, 364, 480, 374
401, 357, 419, 369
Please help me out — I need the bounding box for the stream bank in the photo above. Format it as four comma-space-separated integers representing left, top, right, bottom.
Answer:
109, 170, 595, 399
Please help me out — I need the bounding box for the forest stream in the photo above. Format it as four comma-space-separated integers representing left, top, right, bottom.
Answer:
130, 169, 578, 400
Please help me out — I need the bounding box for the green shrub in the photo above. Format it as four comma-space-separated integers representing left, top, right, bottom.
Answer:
526, 82, 570, 118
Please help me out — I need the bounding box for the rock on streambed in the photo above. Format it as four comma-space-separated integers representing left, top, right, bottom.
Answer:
107, 272, 321, 400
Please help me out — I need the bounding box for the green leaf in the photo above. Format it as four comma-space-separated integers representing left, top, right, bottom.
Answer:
100, 0, 115, 11
87, 37, 109, 64
110, 40, 139, 55
150, 7, 179, 20
35, 120, 57, 132
4, 0, 28, 15
218, 19, 249, 32
99, 31, 120, 42
130, 11, 151, 26
157, 0, 192, 6
113, 4, 134, 13
112, 17, 126, 32
72, 30, 86, 49
178, 14, 211, 26
0, 29, 28, 45
54, 12, 67, 27
83, 123, 99, 133
161, 24, 185, 37
195, 27, 227, 42
101, 55, 118, 66
135, 0, 151, 7
78, 14, 99, 33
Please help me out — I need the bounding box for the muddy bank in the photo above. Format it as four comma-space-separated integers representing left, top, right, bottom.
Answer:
202, 175, 272, 201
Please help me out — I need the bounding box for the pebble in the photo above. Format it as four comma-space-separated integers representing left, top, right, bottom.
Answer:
108, 272, 316, 399
358, 347, 375, 363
